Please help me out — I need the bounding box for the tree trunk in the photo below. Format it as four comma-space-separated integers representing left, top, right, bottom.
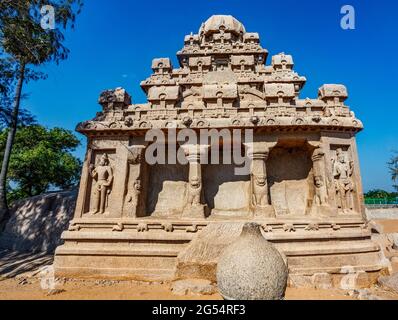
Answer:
0, 62, 26, 227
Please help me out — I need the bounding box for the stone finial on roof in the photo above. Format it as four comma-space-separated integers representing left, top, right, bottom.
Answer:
151, 58, 173, 73
199, 15, 246, 36
318, 84, 348, 103
272, 53, 294, 69
98, 87, 131, 111
243, 32, 260, 43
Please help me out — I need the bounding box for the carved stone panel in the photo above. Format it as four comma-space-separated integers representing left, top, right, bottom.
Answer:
267, 144, 313, 216
331, 146, 355, 214
123, 146, 146, 218
85, 150, 116, 216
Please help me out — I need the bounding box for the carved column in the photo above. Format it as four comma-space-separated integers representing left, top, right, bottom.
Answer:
123, 145, 146, 218
245, 142, 275, 217
106, 141, 130, 218
310, 147, 335, 217
180, 144, 209, 219
73, 144, 93, 219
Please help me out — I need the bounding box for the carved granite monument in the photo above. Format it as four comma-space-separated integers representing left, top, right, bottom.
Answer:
55, 15, 386, 287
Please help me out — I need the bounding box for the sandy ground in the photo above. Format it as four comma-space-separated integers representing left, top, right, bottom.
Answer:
0, 218, 397, 301
0, 277, 375, 300
0, 277, 397, 300
375, 219, 398, 233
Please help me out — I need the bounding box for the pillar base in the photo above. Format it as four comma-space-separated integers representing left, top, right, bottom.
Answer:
182, 205, 207, 219
310, 205, 338, 218
253, 205, 276, 218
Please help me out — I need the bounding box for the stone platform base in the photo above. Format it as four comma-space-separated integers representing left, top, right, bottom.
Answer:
54, 217, 388, 288
54, 218, 205, 281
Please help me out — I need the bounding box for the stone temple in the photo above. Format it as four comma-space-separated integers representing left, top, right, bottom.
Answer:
55, 15, 386, 287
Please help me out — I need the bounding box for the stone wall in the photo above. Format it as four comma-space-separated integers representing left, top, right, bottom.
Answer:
366, 207, 398, 220
0, 190, 77, 253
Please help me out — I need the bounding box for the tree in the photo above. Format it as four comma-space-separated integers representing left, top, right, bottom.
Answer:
364, 189, 393, 199
0, 0, 83, 223
389, 151, 398, 192
0, 57, 37, 129
0, 125, 82, 204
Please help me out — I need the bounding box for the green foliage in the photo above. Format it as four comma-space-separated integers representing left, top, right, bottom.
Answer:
0, 0, 82, 130
0, 1, 83, 216
0, 0, 83, 65
364, 189, 397, 199
0, 124, 82, 203
364, 189, 398, 206
389, 151, 398, 192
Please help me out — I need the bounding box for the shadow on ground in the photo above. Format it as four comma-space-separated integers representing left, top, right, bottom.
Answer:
0, 250, 53, 279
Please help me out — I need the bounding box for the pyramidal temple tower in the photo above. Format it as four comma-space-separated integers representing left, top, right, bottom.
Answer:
55, 15, 386, 287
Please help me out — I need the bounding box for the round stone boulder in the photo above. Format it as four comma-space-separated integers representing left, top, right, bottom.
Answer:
216, 222, 288, 300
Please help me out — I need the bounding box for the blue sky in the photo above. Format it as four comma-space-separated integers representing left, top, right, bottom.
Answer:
23, 0, 398, 192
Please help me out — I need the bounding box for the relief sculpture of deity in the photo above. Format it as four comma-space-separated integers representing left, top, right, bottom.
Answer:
90, 153, 113, 214
332, 148, 354, 213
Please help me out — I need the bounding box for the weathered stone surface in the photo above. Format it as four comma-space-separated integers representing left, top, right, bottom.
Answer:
176, 222, 244, 281
378, 273, 398, 293
368, 220, 384, 234
171, 279, 216, 296
312, 273, 333, 290
216, 223, 288, 300
391, 234, 398, 250
53, 15, 385, 285
348, 289, 383, 300
0, 190, 76, 253
366, 207, 398, 220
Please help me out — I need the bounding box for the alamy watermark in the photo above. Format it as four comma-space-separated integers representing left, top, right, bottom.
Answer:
143, 128, 254, 176
40, 5, 55, 30
341, 5, 356, 30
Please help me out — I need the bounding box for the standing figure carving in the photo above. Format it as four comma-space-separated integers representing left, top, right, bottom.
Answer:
332, 148, 354, 213
90, 153, 113, 214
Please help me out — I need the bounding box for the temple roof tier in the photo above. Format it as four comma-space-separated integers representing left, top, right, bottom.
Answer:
84, 15, 361, 135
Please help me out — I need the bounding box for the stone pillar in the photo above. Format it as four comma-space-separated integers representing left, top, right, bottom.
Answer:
312, 148, 328, 204
106, 141, 130, 218
180, 144, 209, 219
73, 144, 93, 219
310, 147, 334, 217
123, 145, 146, 218
245, 142, 275, 217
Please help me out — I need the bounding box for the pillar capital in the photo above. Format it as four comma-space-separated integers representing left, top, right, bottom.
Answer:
311, 147, 325, 162
244, 141, 276, 160
181, 144, 208, 219
246, 150, 269, 161
180, 144, 210, 162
